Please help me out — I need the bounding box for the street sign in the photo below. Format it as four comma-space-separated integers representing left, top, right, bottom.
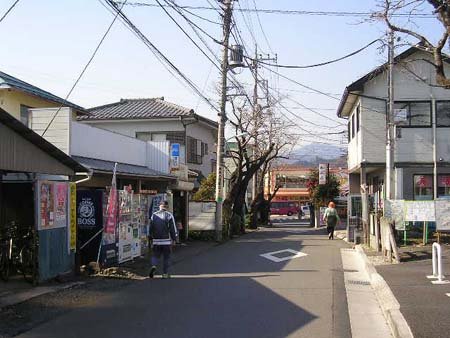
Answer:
319, 163, 327, 185
171, 143, 180, 169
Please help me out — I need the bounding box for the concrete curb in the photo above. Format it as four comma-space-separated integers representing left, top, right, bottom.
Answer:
355, 245, 413, 338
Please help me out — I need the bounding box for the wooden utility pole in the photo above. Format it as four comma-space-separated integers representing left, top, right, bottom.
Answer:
214, 0, 233, 242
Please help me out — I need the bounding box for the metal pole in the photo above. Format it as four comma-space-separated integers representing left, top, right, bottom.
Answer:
386, 30, 395, 200
432, 96, 437, 199
215, 0, 232, 242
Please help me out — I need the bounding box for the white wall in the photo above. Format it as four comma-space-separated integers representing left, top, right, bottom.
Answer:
186, 121, 217, 176
84, 118, 217, 177
347, 99, 363, 170
29, 107, 71, 154
358, 50, 450, 165
71, 122, 170, 173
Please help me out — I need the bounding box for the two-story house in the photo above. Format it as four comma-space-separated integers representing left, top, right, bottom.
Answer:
81, 97, 218, 186
337, 46, 450, 242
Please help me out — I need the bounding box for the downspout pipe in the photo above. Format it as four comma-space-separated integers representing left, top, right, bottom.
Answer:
75, 169, 93, 185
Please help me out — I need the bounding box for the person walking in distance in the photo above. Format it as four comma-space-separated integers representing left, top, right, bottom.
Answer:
149, 200, 178, 278
323, 201, 339, 240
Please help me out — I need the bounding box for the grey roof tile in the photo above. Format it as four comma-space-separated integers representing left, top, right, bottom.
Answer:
83, 98, 194, 121
72, 156, 175, 180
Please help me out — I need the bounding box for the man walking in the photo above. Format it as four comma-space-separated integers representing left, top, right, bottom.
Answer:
149, 200, 178, 279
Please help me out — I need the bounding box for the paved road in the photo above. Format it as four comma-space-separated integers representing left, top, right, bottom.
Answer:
19, 225, 352, 338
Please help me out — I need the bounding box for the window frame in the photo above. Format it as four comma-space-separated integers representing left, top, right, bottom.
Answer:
436, 100, 450, 127
413, 174, 434, 201
394, 101, 432, 128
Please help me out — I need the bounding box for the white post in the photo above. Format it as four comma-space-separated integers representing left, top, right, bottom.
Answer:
427, 243, 450, 284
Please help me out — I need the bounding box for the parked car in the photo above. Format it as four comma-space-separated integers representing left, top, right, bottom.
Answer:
270, 201, 299, 216
298, 205, 311, 220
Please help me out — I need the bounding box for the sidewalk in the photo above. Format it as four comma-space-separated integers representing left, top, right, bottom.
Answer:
374, 244, 450, 338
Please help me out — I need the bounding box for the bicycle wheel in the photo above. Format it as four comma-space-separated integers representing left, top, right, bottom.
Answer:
19, 244, 34, 283
0, 251, 9, 281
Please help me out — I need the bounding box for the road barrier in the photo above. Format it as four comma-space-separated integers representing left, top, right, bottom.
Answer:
427, 243, 450, 285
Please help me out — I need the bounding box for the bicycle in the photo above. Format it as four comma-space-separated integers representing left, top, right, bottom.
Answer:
0, 237, 12, 281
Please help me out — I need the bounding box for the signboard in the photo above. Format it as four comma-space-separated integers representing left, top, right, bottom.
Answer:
39, 182, 55, 229
436, 200, 450, 230
38, 181, 69, 230
77, 190, 104, 265
319, 163, 327, 185
69, 183, 77, 251
171, 143, 180, 169
54, 183, 68, 229
404, 201, 435, 222
385, 200, 405, 230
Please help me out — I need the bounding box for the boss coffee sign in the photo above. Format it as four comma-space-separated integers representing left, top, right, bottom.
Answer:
77, 190, 103, 230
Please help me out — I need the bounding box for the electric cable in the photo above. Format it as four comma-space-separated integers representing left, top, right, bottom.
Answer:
42, 0, 127, 136
103, 0, 220, 112
247, 38, 381, 69
0, 0, 20, 24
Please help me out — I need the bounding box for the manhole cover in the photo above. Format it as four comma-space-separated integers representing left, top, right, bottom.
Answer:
348, 280, 371, 286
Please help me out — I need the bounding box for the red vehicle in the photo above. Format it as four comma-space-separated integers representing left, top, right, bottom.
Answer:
270, 201, 299, 216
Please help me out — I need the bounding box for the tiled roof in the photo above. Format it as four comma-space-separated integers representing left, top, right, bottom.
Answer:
72, 156, 175, 180
83, 98, 194, 121
0, 71, 88, 114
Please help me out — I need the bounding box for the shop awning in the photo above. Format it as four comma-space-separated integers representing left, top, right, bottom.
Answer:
72, 156, 176, 181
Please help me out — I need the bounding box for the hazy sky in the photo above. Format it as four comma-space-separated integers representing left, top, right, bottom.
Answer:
0, 0, 444, 152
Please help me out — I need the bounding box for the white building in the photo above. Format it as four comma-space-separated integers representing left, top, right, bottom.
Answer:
80, 97, 218, 184
337, 46, 450, 243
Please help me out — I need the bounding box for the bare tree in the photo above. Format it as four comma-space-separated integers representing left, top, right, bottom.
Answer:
222, 98, 294, 237
373, 0, 450, 87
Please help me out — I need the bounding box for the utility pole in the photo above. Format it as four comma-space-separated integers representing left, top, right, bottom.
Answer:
251, 47, 277, 202
386, 30, 395, 201
214, 0, 233, 242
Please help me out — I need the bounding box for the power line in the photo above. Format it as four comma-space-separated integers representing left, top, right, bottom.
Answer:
0, 0, 20, 24
118, 2, 436, 18
249, 38, 381, 69
251, 0, 274, 55
42, 0, 127, 136
103, 0, 220, 112
163, 0, 253, 106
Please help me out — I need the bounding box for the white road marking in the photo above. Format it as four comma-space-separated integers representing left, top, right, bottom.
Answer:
260, 249, 308, 262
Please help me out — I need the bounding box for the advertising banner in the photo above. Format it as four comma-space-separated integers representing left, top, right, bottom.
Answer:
319, 163, 327, 185
69, 183, 77, 251
39, 181, 55, 229
38, 181, 70, 230
77, 189, 104, 265
54, 183, 68, 229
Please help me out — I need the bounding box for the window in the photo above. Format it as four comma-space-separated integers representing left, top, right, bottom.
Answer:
347, 121, 351, 143
394, 101, 431, 127
438, 175, 450, 198
413, 175, 433, 200
20, 105, 31, 126
436, 101, 450, 127
356, 105, 360, 132
136, 132, 152, 141
187, 136, 202, 164
351, 113, 355, 139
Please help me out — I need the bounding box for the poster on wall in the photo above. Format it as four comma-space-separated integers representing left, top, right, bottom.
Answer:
404, 201, 435, 222
436, 200, 450, 230
54, 183, 68, 229
391, 200, 405, 230
39, 181, 55, 229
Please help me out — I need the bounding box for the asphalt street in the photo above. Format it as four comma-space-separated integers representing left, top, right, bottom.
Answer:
18, 223, 352, 338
